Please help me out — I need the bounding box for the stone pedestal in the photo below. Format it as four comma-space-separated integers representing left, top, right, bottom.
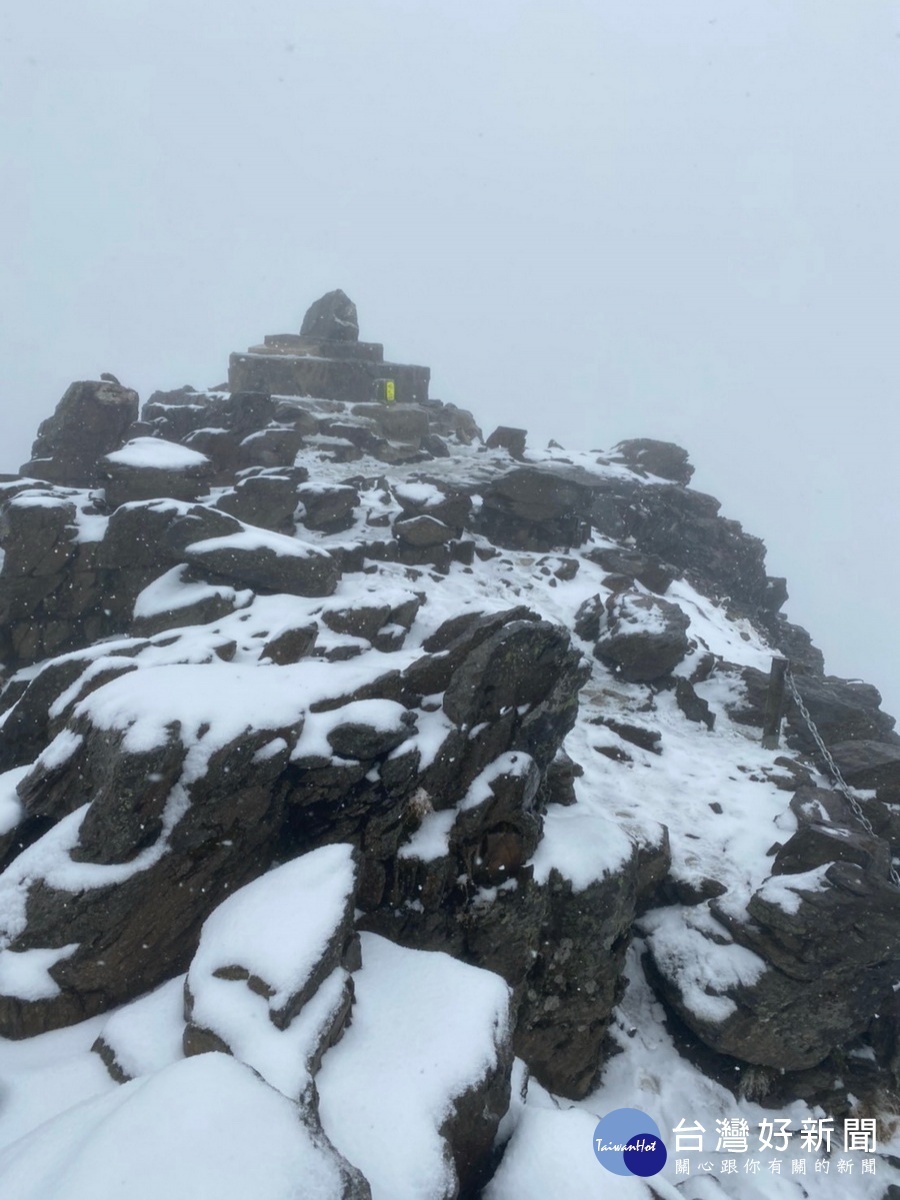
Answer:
227, 291, 430, 404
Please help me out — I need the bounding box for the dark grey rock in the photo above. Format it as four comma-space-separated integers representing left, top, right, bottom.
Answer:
393, 515, 451, 547
327, 710, 416, 761
674, 677, 715, 731
477, 466, 595, 552
262, 624, 318, 664
21, 380, 139, 486
322, 604, 392, 643
297, 485, 359, 533
594, 591, 691, 682
485, 426, 527, 459
829, 740, 900, 803
97, 439, 213, 509
215, 474, 299, 532
585, 547, 678, 595
184, 530, 340, 598
649, 862, 900, 1071
300, 290, 359, 343
238, 426, 305, 469
612, 438, 694, 485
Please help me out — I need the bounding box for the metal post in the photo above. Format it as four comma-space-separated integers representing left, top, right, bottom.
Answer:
762, 657, 788, 749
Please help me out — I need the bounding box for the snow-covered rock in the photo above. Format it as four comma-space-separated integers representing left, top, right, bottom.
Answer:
317, 933, 513, 1200
184, 845, 359, 1099
0, 1053, 371, 1200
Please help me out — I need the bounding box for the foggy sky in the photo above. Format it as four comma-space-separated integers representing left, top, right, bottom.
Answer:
2, 0, 899, 719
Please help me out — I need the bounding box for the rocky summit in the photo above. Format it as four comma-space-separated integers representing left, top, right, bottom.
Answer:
0, 295, 899, 1200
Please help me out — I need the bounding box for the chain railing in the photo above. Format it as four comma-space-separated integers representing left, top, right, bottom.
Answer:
783, 663, 900, 887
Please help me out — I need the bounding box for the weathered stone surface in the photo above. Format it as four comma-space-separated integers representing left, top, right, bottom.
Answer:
585, 547, 678, 595
612, 438, 694, 485
589, 479, 769, 610
208, 391, 276, 438
0, 664, 313, 1035
0, 492, 109, 665
21, 380, 139, 486
262, 623, 318, 664
297, 484, 359, 533
829, 740, 900, 803
647, 860, 900, 1071
424, 400, 482, 444
674, 676, 716, 730
97, 438, 213, 509
440, 619, 589, 775
322, 603, 391, 643
731, 665, 896, 749
215, 473, 299, 532
132, 566, 252, 636
514, 861, 640, 1097
350, 403, 430, 443
393, 483, 471, 535
393, 514, 451, 547
238, 425, 305, 469
477, 465, 595, 552
486, 426, 527, 459
326, 706, 416, 760
141, 388, 210, 442
594, 591, 691, 682
184, 846, 359, 1093
184, 529, 340, 597
300, 289, 360, 343
772, 820, 891, 878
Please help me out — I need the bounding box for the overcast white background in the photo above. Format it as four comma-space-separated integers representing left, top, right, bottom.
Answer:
2, 0, 899, 718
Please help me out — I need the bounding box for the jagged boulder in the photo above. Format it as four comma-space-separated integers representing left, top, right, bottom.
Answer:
611, 438, 694, 485
300, 289, 360, 342
0, 662, 313, 1035
214, 473, 300, 532
486, 426, 527, 459
21, 379, 139, 486
730, 666, 896, 748
393, 514, 451, 547
645, 859, 900, 1070
0, 490, 104, 664
141, 387, 211, 442
477, 465, 594, 552
297, 484, 359, 533
593, 590, 691, 681
512, 860, 641, 1097
132, 565, 253, 635
393, 480, 471, 534
585, 546, 678, 595
830, 740, 900, 803
589, 479, 769, 609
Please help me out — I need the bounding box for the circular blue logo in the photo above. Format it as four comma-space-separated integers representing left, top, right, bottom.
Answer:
593, 1108, 667, 1177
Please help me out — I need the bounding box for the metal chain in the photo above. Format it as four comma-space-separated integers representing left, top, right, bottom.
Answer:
784, 665, 900, 887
